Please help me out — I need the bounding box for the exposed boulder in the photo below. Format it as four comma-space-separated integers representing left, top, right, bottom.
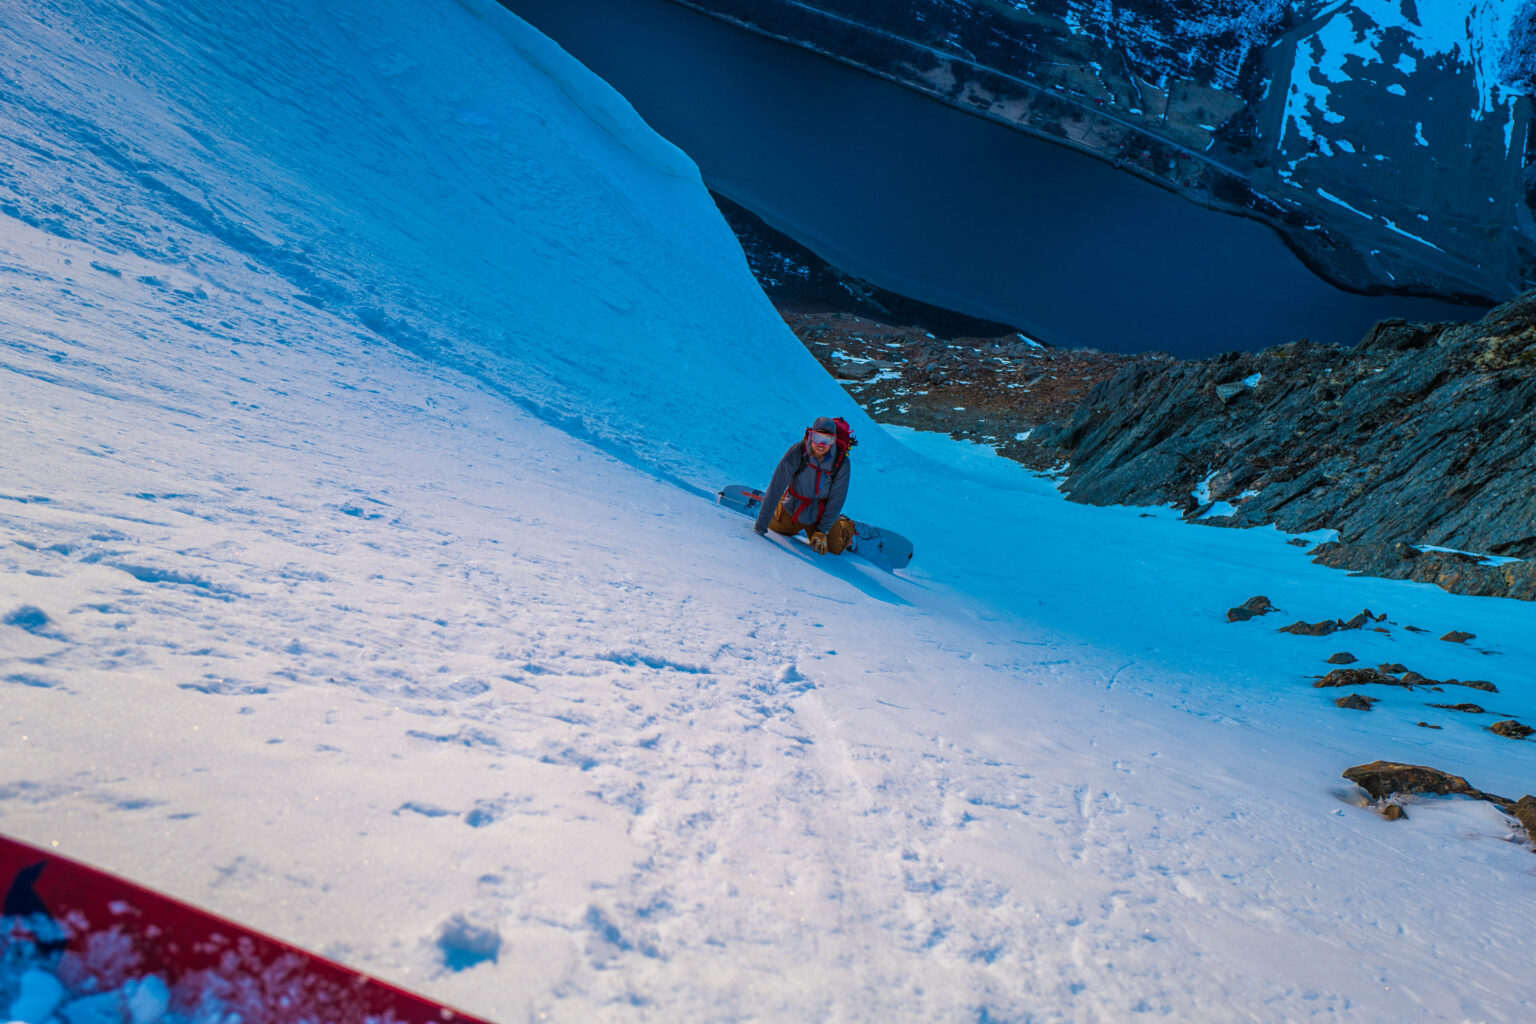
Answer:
1326, 652, 1357, 665
1343, 761, 1496, 802
1225, 595, 1274, 622
1440, 630, 1476, 644
1281, 619, 1338, 637
1314, 668, 1407, 689
1490, 720, 1535, 740
1343, 761, 1536, 845
1515, 797, 1536, 836
831, 358, 880, 381
1394, 669, 1498, 694
1334, 694, 1376, 711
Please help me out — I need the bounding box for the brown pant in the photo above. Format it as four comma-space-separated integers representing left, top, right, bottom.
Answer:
768, 498, 855, 554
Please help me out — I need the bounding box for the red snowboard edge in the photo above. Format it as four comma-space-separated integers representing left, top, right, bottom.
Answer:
1, 832, 496, 1024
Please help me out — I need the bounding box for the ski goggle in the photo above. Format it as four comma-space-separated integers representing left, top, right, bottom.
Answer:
807, 430, 836, 445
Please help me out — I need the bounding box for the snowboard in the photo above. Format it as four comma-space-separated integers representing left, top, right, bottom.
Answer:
718, 483, 914, 570
0, 832, 494, 1024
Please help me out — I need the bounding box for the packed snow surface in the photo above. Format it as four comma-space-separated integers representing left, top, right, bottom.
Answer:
3, 0, 1535, 1021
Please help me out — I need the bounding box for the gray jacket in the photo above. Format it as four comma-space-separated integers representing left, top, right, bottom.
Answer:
754, 440, 851, 534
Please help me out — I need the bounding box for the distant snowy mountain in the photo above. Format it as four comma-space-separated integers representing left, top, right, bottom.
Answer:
672, 0, 1535, 304
4, 1, 1536, 1021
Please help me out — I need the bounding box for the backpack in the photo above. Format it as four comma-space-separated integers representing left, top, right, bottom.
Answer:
831, 416, 857, 458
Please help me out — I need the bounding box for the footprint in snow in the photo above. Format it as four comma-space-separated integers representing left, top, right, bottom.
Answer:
756, 663, 813, 695
3, 605, 66, 640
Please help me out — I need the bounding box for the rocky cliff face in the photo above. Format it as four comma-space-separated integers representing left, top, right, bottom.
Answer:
1042, 290, 1536, 599
672, 0, 1535, 305
759, 230, 1536, 600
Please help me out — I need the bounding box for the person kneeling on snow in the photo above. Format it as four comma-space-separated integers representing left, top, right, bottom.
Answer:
753, 416, 856, 554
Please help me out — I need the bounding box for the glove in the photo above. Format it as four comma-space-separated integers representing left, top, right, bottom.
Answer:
809, 531, 829, 554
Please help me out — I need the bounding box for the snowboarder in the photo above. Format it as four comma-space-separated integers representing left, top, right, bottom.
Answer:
753, 416, 856, 554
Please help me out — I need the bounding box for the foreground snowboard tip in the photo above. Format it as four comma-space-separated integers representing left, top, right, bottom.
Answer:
1, 833, 495, 1024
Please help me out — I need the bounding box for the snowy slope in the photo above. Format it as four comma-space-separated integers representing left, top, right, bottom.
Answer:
3, 1, 1536, 1022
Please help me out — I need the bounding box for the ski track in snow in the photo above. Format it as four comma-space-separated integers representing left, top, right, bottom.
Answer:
3, 1, 1536, 1021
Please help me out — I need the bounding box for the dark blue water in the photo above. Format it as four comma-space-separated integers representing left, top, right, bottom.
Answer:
503, 0, 1485, 356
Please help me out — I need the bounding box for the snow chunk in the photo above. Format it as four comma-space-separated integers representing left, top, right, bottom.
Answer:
8, 968, 65, 1022
1193, 471, 1219, 505
1198, 502, 1239, 519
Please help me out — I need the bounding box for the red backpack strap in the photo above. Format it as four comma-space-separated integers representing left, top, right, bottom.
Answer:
784, 437, 815, 521
786, 432, 839, 524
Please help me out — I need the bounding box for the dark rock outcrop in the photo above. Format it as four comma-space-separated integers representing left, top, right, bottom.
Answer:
1490, 720, 1535, 739
1326, 652, 1357, 665
1344, 761, 1493, 801
1281, 619, 1338, 637
1314, 668, 1407, 689
1334, 693, 1376, 711
1310, 542, 1536, 600
1344, 761, 1536, 844
1516, 796, 1536, 835
1431, 678, 1498, 694
1047, 292, 1536, 599
1225, 595, 1274, 622
777, 300, 1140, 460
1342, 761, 1516, 812
676, 0, 1534, 305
